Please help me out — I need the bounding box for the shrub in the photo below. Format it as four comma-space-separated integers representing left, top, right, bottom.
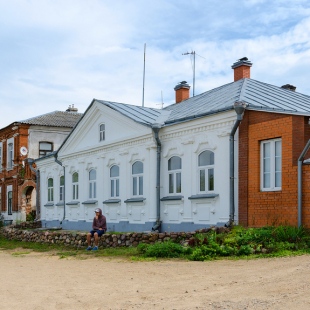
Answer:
26, 210, 36, 222
137, 241, 191, 258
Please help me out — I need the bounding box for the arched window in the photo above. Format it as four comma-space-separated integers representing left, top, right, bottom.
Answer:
47, 178, 54, 202
99, 123, 105, 141
89, 169, 96, 199
132, 161, 143, 196
59, 176, 64, 201
168, 156, 182, 194
110, 165, 119, 197
198, 151, 214, 192
72, 172, 79, 200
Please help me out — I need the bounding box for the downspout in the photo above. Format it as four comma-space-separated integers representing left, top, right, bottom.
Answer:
54, 156, 66, 224
25, 158, 40, 221
297, 139, 310, 227
228, 101, 247, 227
152, 124, 162, 232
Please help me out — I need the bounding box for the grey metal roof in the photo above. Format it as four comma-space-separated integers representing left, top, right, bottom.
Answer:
19, 111, 83, 128
163, 78, 310, 125
95, 100, 171, 126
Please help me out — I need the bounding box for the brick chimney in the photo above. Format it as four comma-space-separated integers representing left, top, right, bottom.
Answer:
174, 81, 190, 103
231, 57, 253, 81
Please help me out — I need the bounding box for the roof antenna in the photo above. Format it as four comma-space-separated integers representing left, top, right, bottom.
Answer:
157, 91, 164, 109
142, 43, 146, 107
182, 51, 196, 96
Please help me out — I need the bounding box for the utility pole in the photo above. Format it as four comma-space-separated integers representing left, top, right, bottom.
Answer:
182, 51, 195, 96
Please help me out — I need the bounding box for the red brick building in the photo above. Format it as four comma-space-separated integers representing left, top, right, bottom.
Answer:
0, 107, 82, 222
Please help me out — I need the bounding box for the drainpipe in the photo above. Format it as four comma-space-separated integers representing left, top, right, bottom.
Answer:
297, 139, 310, 227
54, 156, 66, 224
25, 158, 40, 221
152, 124, 162, 232
228, 101, 247, 227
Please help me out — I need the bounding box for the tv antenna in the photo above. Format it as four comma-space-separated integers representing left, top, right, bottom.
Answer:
182, 51, 205, 97
156, 90, 164, 109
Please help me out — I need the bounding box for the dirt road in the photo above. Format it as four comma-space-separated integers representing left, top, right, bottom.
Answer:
0, 250, 309, 309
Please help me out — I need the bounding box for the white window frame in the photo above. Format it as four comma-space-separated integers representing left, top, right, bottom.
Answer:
59, 176, 64, 202
72, 172, 79, 200
39, 141, 53, 157
110, 165, 120, 198
99, 123, 105, 142
47, 178, 54, 202
89, 169, 96, 199
132, 161, 143, 196
168, 156, 182, 194
260, 138, 282, 191
198, 150, 215, 193
7, 138, 14, 170
0, 142, 2, 171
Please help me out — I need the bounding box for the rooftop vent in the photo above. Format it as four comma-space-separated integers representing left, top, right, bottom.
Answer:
66, 104, 78, 112
281, 84, 296, 92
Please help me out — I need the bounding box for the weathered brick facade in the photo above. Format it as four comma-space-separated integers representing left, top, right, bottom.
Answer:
238, 110, 310, 227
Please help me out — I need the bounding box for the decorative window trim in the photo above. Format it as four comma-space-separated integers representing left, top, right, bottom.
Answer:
168, 156, 182, 195
82, 200, 98, 205
103, 199, 121, 204
260, 138, 282, 191
124, 197, 146, 203
132, 161, 143, 197
198, 150, 215, 194
188, 194, 219, 200
66, 201, 80, 205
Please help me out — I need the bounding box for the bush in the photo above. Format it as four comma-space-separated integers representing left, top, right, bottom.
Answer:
26, 210, 36, 222
137, 241, 191, 258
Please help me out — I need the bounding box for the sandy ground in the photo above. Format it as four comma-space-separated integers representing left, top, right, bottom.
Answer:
0, 250, 310, 310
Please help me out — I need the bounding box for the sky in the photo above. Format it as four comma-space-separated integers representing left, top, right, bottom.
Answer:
1, 0, 310, 128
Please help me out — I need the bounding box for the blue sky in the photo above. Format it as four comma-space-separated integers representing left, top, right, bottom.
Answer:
1, 0, 310, 127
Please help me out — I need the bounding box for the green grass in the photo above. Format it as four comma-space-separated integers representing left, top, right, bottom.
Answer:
1, 225, 310, 261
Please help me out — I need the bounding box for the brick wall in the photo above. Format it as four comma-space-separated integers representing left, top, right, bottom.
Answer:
238, 110, 310, 227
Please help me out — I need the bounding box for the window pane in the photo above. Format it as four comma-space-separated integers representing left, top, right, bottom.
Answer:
76, 185, 79, 199
110, 165, 119, 177
111, 180, 114, 197
198, 151, 214, 166
100, 124, 105, 131
263, 143, 270, 157
168, 156, 181, 170
200, 170, 205, 191
89, 169, 96, 180
169, 173, 174, 193
208, 169, 214, 191
72, 172, 78, 182
275, 141, 281, 156
132, 161, 143, 174
133, 177, 137, 195
48, 178, 53, 187
264, 158, 270, 173
176, 172, 181, 193
89, 183, 93, 198
94, 182, 96, 198
60, 176, 64, 186
116, 179, 119, 196
275, 172, 281, 187
264, 172, 270, 188
139, 176, 143, 195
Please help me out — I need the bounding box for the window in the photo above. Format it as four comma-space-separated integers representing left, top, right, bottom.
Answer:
132, 161, 143, 196
72, 172, 79, 200
198, 151, 214, 192
261, 139, 282, 191
48, 178, 54, 202
39, 142, 53, 157
99, 124, 105, 141
110, 165, 119, 197
59, 176, 64, 201
168, 156, 182, 194
0, 142, 2, 171
89, 169, 96, 199
7, 191, 12, 215
7, 142, 13, 170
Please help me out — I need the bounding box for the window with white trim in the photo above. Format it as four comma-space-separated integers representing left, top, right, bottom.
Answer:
47, 178, 54, 202
110, 165, 119, 198
198, 150, 214, 192
59, 176, 64, 201
132, 161, 143, 196
89, 169, 96, 199
168, 156, 182, 194
72, 172, 79, 200
261, 138, 282, 191
0, 142, 2, 171
7, 141, 14, 170
99, 123, 105, 141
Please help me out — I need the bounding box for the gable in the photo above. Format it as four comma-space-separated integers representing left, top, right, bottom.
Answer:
58, 101, 152, 157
